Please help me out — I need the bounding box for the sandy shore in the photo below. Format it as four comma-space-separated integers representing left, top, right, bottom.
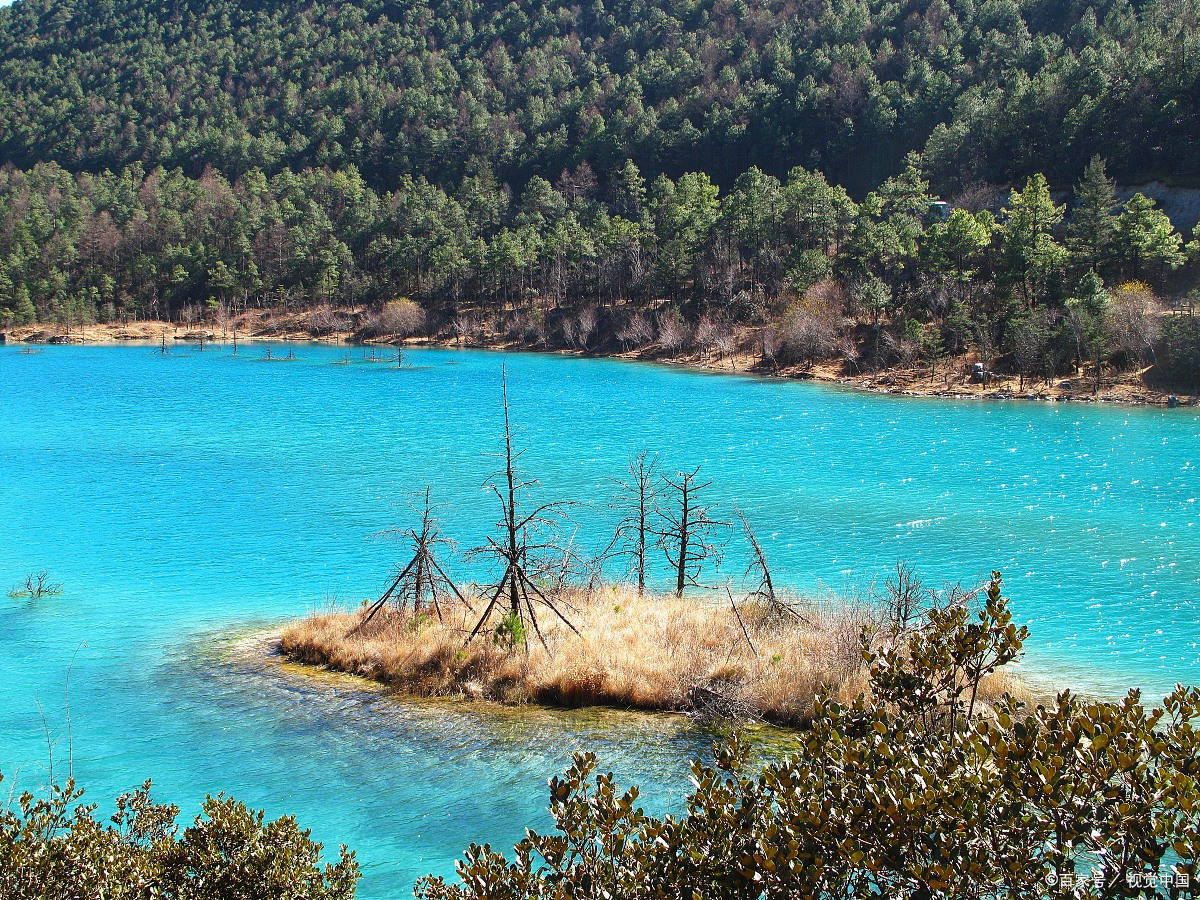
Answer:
4, 318, 347, 346
5, 315, 1194, 408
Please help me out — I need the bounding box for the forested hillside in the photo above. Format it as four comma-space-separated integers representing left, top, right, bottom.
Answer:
0, 0, 1197, 390
0, 0, 1196, 192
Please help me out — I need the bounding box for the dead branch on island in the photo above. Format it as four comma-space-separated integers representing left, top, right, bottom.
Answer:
653, 467, 730, 597
466, 368, 579, 650
348, 487, 472, 636
281, 380, 1031, 727
737, 507, 808, 624
605, 450, 659, 595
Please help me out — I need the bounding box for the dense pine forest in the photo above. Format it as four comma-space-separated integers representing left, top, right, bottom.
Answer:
0, 0, 1198, 386
2, 0, 1197, 190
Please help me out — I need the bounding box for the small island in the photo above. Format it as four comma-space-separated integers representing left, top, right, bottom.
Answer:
283, 586, 879, 727
278, 379, 1021, 728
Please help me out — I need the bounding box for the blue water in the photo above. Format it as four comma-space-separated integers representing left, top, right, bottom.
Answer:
1, 343, 1198, 895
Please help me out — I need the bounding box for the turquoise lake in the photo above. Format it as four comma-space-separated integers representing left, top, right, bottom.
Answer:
1, 343, 1198, 895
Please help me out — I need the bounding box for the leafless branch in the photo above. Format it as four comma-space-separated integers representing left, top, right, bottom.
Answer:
652, 466, 730, 597
348, 486, 471, 636
467, 366, 578, 649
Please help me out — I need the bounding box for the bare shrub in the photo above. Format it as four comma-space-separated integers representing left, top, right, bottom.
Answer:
694, 315, 719, 359
1107, 281, 1161, 368
373, 298, 425, 338
525, 311, 549, 346
504, 310, 546, 346
759, 326, 782, 369
471, 315, 496, 344
447, 313, 494, 346
564, 306, 599, 350
712, 327, 738, 362
306, 304, 350, 336
449, 315, 472, 346
656, 311, 691, 354
837, 333, 862, 372
881, 328, 920, 367
777, 297, 845, 366
807, 278, 846, 311
951, 180, 1004, 213
729, 287, 768, 323
615, 311, 654, 350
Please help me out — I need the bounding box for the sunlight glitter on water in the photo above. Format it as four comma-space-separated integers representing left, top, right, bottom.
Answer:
1, 343, 1198, 895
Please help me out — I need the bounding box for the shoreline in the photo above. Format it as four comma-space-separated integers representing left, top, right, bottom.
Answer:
209, 616, 1111, 718
5, 317, 1195, 408
231, 625, 818, 761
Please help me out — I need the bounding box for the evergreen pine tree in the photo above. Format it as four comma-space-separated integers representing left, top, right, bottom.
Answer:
12, 285, 36, 326
1066, 155, 1116, 273
1114, 193, 1185, 278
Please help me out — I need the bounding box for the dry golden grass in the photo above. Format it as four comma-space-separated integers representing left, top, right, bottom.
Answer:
279, 585, 872, 726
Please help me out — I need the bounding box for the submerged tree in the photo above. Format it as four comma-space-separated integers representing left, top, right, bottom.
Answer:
350, 487, 471, 634
6, 571, 63, 600
467, 370, 578, 650
654, 468, 729, 597
607, 451, 660, 595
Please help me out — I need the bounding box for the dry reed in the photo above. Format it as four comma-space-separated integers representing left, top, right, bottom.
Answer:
280, 584, 1026, 726
280, 585, 871, 726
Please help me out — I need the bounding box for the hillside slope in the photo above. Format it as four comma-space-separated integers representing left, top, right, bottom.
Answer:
0, 0, 1196, 194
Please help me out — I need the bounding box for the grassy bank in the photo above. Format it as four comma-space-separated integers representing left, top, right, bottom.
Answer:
279, 585, 1019, 727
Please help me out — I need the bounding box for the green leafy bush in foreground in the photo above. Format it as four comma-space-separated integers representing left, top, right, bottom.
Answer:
5, 574, 1198, 898
419, 575, 1200, 899
0, 778, 358, 899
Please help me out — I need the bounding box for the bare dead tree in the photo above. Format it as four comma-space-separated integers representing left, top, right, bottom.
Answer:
656, 312, 691, 355
736, 507, 807, 623
606, 451, 660, 594
467, 368, 579, 650
450, 316, 470, 347
568, 306, 599, 351
654, 467, 729, 597
878, 561, 934, 642
712, 329, 738, 368
615, 312, 654, 350
348, 487, 473, 635
695, 315, 718, 361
